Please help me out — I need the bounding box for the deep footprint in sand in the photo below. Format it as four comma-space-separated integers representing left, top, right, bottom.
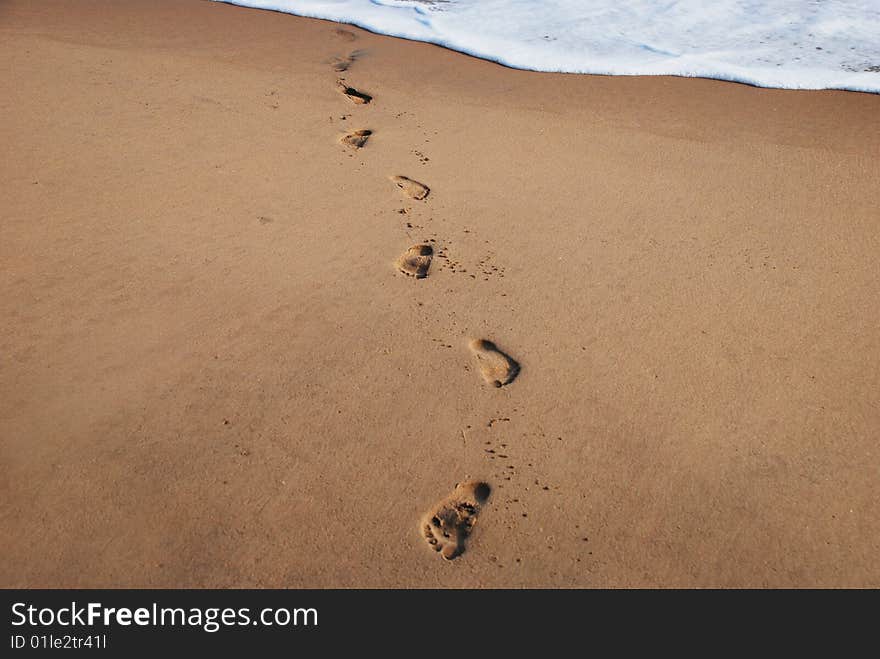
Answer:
469, 339, 520, 387
337, 79, 372, 104
421, 481, 491, 560
339, 129, 372, 149
396, 244, 433, 278
390, 175, 430, 200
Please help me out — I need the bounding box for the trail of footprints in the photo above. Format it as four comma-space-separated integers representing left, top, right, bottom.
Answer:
326, 28, 523, 562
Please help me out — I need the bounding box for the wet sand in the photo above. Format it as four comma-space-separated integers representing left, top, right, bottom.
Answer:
1, 0, 878, 587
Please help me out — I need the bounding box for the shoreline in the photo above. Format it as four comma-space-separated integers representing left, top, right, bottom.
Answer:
1, 0, 878, 587
209, 0, 880, 94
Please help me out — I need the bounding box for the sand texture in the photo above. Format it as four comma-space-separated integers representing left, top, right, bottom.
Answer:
1, 0, 879, 587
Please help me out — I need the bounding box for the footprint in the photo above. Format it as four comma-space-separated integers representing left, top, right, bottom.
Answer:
333, 28, 357, 42
337, 79, 372, 104
331, 56, 353, 72
331, 50, 364, 72
421, 481, 491, 560
469, 339, 520, 387
390, 175, 430, 200
396, 244, 433, 279
339, 129, 372, 149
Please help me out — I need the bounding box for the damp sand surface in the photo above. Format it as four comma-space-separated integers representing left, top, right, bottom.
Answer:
1, 0, 879, 587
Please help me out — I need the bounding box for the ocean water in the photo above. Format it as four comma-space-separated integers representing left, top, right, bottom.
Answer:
212, 0, 880, 93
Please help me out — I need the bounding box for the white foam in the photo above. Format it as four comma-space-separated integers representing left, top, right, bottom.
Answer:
212, 0, 880, 93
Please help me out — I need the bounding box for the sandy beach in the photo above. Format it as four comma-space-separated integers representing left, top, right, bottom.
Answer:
1, 0, 878, 587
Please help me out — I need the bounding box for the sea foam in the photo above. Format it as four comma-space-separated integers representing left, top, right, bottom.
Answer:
212, 0, 880, 93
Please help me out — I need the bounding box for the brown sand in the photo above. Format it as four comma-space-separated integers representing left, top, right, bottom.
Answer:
1, 0, 878, 588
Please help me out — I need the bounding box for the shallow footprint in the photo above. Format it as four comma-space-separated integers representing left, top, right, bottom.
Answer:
331, 56, 353, 72
339, 129, 372, 148
337, 79, 372, 104
396, 244, 433, 278
331, 50, 364, 72
333, 28, 357, 42
390, 175, 430, 200
469, 339, 520, 387
421, 481, 491, 560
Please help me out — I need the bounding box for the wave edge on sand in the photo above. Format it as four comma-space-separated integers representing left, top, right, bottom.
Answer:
212, 0, 880, 93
